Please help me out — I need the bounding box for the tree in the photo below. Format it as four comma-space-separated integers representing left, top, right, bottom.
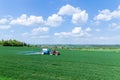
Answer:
0, 39, 28, 47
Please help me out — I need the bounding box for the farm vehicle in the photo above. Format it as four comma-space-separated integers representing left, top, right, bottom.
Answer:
41, 48, 60, 56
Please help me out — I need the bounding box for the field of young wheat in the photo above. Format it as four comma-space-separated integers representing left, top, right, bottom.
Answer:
0, 47, 120, 80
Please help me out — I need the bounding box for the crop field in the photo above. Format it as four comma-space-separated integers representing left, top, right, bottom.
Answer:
0, 47, 120, 80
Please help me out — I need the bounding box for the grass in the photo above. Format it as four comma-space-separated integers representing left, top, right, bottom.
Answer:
0, 47, 120, 80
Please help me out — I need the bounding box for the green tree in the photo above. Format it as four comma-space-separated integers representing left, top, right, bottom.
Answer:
0, 39, 28, 47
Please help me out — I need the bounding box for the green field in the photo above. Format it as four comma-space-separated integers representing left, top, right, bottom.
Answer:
0, 47, 120, 80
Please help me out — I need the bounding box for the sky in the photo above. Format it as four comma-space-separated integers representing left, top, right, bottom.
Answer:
0, 0, 120, 44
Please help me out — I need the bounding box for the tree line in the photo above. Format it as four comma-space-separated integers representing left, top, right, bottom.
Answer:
0, 39, 28, 47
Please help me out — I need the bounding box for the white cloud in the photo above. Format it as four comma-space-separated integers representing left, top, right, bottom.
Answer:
58, 4, 88, 25
0, 18, 8, 24
94, 5, 120, 21
10, 14, 63, 27
31, 35, 50, 39
10, 14, 44, 26
0, 25, 11, 29
58, 4, 80, 16
6, 4, 88, 27
109, 23, 120, 30
118, 5, 120, 9
94, 9, 111, 21
54, 27, 91, 37
21, 27, 49, 37
45, 14, 63, 27
111, 11, 120, 19
32, 27, 49, 35
72, 27, 82, 34
72, 10, 88, 24
54, 32, 71, 36
85, 27, 91, 32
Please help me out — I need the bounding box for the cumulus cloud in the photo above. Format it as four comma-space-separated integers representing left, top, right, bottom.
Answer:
22, 27, 49, 37
2, 4, 88, 27
109, 23, 120, 30
94, 9, 111, 21
0, 18, 8, 24
94, 5, 120, 21
85, 27, 91, 32
54, 32, 71, 36
54, 27, 91, 37
72, 11, 88, 24
45, 14, 63, 27
10, 14, 63, 27
10, 14, 44, 26
58, 4, 88, 25
0, 25, 11, 29
58, 4, 80, 15
72, 27, 82, 34
32, 27, 49, 35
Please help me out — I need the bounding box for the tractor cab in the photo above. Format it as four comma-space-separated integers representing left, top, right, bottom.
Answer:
41, 48, 50, 54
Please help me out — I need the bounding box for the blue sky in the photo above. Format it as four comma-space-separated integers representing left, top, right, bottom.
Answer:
0, 0, 120, 44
